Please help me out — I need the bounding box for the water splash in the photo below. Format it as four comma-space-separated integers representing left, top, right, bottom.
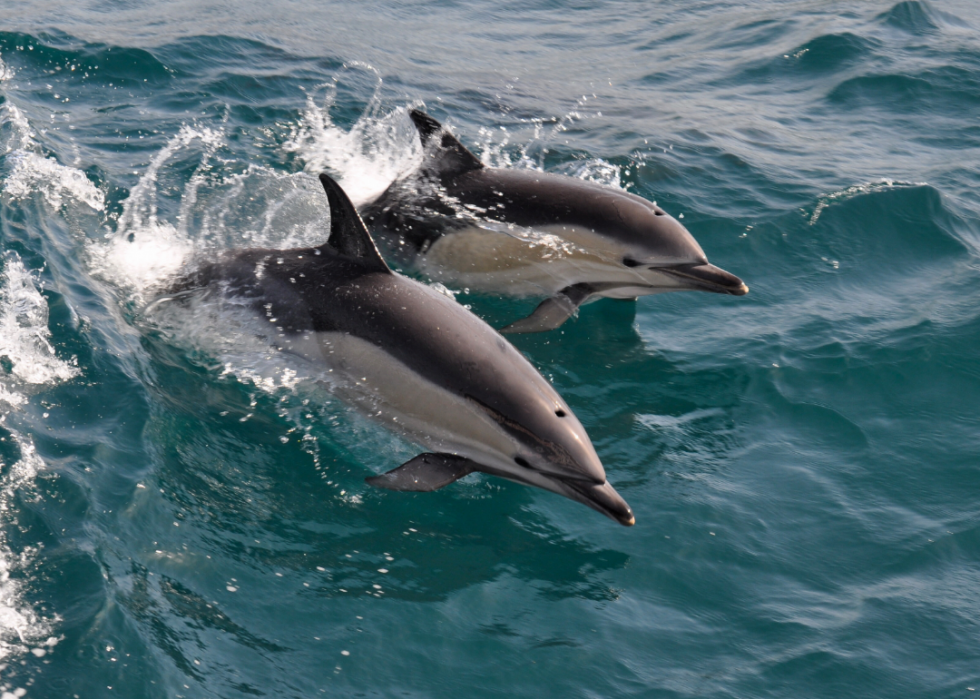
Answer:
284, 63, 421, 207
3, 144, 105, 213
0, 58, 104, 213
0, 256, 70, 666
552, 157, 623, 188
470, 93, 623, 190
91, 124, 337, 304
474, 123, 625, 189
0, 254, 79, 400
87, 125, 222, 301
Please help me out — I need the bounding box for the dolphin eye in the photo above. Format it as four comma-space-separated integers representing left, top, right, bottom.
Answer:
623, 258, 640, 268
555, 409, 566, 417
514, 456, 531, 468
654, 209, 665, 216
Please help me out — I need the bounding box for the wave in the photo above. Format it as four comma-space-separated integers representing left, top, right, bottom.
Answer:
828, 66, 980, 117
874, 1, 968, 34
0, 55, 94, 673
806, 179, 926, 226
734, 32, 881, 87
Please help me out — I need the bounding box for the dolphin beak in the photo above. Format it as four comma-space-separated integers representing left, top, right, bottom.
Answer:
662, 263, 749, 296
560, 478, 635, 526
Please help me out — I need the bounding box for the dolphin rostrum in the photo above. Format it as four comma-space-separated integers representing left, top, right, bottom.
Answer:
166, 173, 634, 526
361, 109, 748, 333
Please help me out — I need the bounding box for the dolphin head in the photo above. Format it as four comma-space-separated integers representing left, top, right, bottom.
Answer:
473, 402, 636, 526
460, 365, 635, 526
609, 200, 749, 297
362, 315, 637, 525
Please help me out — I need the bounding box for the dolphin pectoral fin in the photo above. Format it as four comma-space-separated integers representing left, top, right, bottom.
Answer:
500, 296, 577, 334
365, 453, 477, 492
500, 284, 594, 334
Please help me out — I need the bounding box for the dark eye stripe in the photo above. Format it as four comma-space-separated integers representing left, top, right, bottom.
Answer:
465, 394, 577, 468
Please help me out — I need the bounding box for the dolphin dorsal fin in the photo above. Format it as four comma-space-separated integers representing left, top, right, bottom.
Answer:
409, 109, 484, 178
317, 173, 391, 273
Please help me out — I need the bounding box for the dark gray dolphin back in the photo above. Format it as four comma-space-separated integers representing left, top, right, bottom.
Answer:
409, 109, 484, 178
317, 173, 391, 273
405, 111, 706, 261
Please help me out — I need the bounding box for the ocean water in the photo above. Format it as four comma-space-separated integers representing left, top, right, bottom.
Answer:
0, 1, 979, 696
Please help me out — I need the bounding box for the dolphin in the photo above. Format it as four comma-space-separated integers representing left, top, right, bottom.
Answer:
165, 173, 634, 526
361, 110, 748, 333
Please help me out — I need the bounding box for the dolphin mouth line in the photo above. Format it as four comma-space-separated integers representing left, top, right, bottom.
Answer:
660, 264, 749, 296
560, 477, 635, 527
487, 465, 634, 526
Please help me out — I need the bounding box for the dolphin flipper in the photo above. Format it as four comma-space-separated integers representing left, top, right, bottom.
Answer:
501, 284, 594, 334
366, 453, 477, 492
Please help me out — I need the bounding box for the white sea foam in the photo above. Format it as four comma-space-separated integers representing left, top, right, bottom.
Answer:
4, 148, 105, 212
0, 257, 71, 664
0, 62, 79, 666
284, 63, 421, 207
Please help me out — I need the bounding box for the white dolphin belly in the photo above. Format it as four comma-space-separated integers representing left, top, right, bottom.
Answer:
417, 224, 685, 298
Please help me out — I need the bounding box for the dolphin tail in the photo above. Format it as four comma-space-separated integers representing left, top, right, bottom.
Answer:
366, 453, 478, 492
500, 284, 594, 334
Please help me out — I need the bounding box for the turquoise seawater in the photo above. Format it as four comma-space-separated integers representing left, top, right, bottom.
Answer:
1, 1, 979, 696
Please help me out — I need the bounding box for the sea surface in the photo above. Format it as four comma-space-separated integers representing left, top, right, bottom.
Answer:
0, 1, 979, 697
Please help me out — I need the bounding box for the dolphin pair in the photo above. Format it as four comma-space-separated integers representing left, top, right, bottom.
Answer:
362, 110, 748, 333
167, 173, 634, 526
